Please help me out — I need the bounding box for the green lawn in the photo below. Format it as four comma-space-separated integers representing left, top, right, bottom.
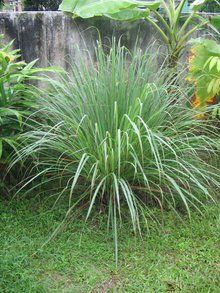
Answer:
0, 198, 219, 292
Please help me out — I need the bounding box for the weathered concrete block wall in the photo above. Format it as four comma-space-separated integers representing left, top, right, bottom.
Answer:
0, 12, 214, 70
0, 11, 158, 70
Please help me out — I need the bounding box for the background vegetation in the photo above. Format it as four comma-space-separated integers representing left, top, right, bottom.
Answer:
0, 0, 219, 12
200, 0, 220, 12
0, 35, 56, 196
23, 0, 62, 11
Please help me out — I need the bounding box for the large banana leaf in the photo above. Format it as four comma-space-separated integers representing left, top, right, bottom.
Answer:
106, 8, 150, 21
59, 0, 162, 20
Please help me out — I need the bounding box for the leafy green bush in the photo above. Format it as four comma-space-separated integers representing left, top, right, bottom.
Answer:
0, 35, 53, 195
1, 38, 32, 162
187, 38, 220, 107
15, 43, 220, 262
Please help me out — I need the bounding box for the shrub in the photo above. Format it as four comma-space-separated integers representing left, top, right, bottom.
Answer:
16, 43, 220, 262
0, 35, 54, 195
187, 38, 220, 118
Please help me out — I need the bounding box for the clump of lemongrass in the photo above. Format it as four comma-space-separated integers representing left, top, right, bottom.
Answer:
13, 42, 220, 263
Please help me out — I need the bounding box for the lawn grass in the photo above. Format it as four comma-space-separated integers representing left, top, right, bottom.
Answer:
0, 197, 219, 292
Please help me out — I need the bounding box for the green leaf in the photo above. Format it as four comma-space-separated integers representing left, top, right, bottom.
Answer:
106, 8, 150, 21
141, 0, 162, 10
3, 138, 18, 155
0, 139, 2, 159
209, 15, 220, 34
190, 0, 208, 12
0, 108, 22, 125
203, 56, 212, 69
213, 78, 220, 95
218, 60, 220, 72
189, 38, 220, 56
207, 79, 214, 94
209, 57, 218, 71
60, 0, 136, 17
187, 38, 220, 107
59, 0, 78, 12
59, 0, 161, 19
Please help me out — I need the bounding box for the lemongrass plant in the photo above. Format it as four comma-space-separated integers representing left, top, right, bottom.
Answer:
14, 42, 220, 263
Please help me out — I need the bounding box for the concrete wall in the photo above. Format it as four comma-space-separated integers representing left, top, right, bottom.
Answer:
0, 12, 214, 70
0, 11, 158, 70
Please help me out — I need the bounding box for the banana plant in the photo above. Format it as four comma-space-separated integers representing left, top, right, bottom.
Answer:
145, 0, 212, 67
59, 0, 215, 67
